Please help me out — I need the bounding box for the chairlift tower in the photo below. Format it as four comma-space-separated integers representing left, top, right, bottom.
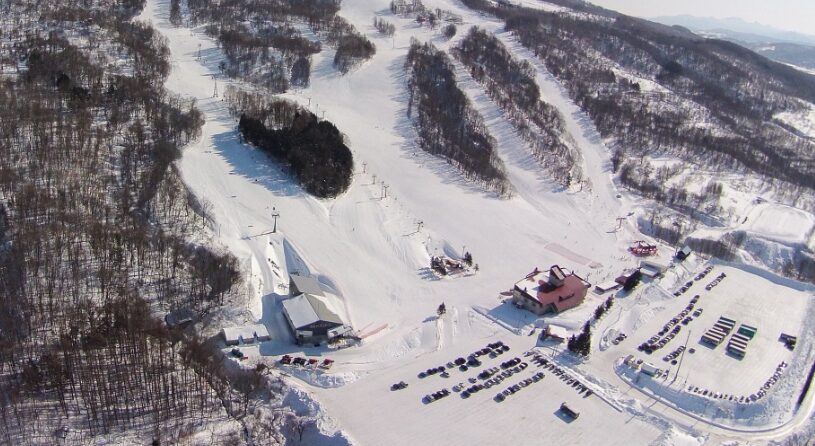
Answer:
271, 206, 280, 233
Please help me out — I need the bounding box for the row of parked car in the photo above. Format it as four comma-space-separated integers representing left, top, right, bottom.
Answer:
662, 345, 686, 364
279, 355, 334, 369
639, 294, 700, 353
494, 372, 545, 402
422, 351, 541, 402
418, 341, 511, 378
694, 265, 714, 282
422, 388, 450, 403
753, 362, 788, 401
673, 279, 696, 297
687, 361, 787, 404
532, 354, 593, 397
704, 272, 727, 291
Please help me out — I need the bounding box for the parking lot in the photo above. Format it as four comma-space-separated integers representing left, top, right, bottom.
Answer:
620, 265, 812, 398
316, 334, 666, 446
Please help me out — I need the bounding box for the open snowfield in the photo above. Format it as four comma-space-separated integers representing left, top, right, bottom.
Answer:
740, 203, 815, 248
136, 0, 815, 444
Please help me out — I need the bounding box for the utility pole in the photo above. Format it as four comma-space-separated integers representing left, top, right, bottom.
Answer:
271, 207, 280, 233
371, 173, 377, 184
362, 161, 367, 174
212, 74, 218, 97
382, 183, 389, 199
671, 329, 692, 386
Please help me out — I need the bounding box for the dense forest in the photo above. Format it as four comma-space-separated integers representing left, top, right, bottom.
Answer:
405, 41, 510, 196
453, 26, 579, 186
0, 1, 291, 444
460, 0, 815, 209
230, 90, 354, 198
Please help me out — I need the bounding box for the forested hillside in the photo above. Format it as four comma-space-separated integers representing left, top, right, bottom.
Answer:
0, 1, 286, 444
461, 0, 815, 210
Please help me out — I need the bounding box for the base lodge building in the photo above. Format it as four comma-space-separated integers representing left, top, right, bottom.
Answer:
512, 265, 590, 315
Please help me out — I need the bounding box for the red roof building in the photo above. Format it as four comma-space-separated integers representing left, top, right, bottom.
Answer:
511, 265, 590, 315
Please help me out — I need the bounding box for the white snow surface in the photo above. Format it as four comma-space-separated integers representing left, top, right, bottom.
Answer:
136, 0, 815, 444
741, 202, 815, 248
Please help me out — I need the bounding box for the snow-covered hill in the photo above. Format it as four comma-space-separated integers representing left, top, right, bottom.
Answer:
137, 0, 815, 444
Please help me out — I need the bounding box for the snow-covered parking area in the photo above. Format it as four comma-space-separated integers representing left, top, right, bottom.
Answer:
599, 264, 815, 427
314, 327, 670, 446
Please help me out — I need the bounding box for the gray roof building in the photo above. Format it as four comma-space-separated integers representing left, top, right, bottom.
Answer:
282, 292, 348, 345
289, 274, 325, 297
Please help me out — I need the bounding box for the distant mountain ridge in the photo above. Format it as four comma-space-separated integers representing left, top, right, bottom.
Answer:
650, 15, 815, 46
651, 15, 815, 69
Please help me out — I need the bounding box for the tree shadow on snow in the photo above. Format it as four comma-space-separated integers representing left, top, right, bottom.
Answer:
417, 267, 441, 281
211, 131, 305, 198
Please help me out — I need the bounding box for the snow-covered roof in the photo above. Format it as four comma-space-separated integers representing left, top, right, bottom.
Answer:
545, 324, 569, 340
289, 274, 325, 296
221, 324, 271, 343
282, 293, 345, 330
639, 264, 662, 278
514, 266, 589, 312
639, 260, 667, 272
595, 281, 621, 292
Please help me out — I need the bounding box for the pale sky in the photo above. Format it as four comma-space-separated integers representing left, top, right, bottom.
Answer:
588, 0, 815, 36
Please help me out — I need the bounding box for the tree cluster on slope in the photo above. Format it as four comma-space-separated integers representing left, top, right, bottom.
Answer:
453, 26, 579, 186
186, 0, 374, 81
405, 40, 510, 196
390, 0, 462, 30
373, 17, 396, 37
232, 91, 354, 198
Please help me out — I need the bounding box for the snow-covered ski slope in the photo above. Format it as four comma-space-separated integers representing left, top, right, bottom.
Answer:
137, 0, 815, 444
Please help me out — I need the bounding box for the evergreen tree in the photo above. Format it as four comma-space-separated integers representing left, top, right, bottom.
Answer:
623, 270, 642, 291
